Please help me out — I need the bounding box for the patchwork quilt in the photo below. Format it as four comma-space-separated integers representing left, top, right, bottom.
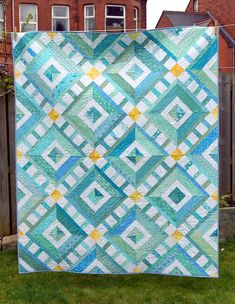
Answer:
13, 27, 219, 277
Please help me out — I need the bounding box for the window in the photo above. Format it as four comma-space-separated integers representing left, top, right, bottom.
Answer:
52, 6, 69, 31
84, 5, 95, 31
194, 0, 199, 12
0, 2, 4, 33
134, 8, 138, 31
19, 4, 37, 32
105, 5, 125, 32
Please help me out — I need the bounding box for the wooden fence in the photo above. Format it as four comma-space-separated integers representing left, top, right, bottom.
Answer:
219, 73, 235, 199
0, 73, 235, 237
0, 93, 16, 236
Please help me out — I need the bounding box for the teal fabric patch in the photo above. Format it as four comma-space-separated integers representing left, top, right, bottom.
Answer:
13, 28, 219, 277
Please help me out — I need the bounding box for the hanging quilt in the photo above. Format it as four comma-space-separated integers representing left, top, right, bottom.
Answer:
13, 27, 219, 277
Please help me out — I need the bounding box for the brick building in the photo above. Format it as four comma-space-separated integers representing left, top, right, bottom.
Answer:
0, 0, 147, 72
156, 0, 235, 72
1, 0, 147, 32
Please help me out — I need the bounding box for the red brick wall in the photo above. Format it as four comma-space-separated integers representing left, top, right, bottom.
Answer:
156, 14, 172, 28
6, 0, 146, 32
0, 1, 13, 72
140, 0, 147, 29
219, 34, 234, 72
186, 0, 235, 71
0, 0, 146, 72
186, 0, 194, 12
186, 0, 235, 38
77, 0, 146, 31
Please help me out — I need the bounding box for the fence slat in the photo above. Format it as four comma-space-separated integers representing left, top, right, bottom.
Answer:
219, 73, 232, 195
0, 95, 11, 236
232, 74, 235, 199
7, 94, 16, 234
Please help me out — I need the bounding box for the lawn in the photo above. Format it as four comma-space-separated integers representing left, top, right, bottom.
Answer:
0, 240, 235, 304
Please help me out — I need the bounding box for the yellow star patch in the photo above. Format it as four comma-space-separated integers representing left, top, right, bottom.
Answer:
47, 32, 57, 40
211, 192, 218, 202
51, 189, 62, 202
90, 229, 102, 241
170, 63, 184, 77
87, 67, 100, 80
129, 190, 143, 203
133, 267, 141, 273
129, 107, 142, 121
129, 32, 140, 40
89, 150, 101, 163
48, 109, 60, 122
53, 265, 64, 271
15, 70, 21, 78
211, 106, 218, 119
171, 148, 184, 161
17, 149, 23, 160
18, 230, 24, 238
172, 230, 184, 242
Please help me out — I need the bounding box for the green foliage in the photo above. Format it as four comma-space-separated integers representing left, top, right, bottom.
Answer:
0, 73, 14, 93
21, 13, 34, 32
220, 193, 233, 208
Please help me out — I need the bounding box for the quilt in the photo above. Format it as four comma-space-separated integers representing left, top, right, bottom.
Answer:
13, 27, 219, 277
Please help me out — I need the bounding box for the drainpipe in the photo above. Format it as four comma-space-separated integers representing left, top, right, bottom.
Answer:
12, 0, 15, 31
233, 45, 235, 72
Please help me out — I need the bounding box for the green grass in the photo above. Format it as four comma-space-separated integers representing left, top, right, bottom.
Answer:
0, 240, 235, 304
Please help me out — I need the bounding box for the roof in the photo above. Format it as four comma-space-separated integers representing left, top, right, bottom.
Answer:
186, 0, 235, 39
156, 10, 235, 46
159, 11, 211, 27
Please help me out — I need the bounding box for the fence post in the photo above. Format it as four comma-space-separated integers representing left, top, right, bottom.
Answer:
7, 93, 16, 234
232, 73, 235, 200
0, 94, 11, 236
219, 73, 232, 196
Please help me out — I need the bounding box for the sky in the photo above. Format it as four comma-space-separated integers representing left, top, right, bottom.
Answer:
147, 0, 190, 29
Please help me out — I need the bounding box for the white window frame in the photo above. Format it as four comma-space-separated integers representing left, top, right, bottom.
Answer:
0, 2, 4, 25
52, 5, 70, 31
19, 4, 38, 32
0, 1, 5, 40
84, 5, 95, 32
105, 5, 126, 32
134, 7, 138, 31
194, 0, 199, 12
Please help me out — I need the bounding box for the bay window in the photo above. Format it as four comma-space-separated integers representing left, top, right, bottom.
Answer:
52, 6, 69, 31
84, 5, 95, 31
19, 4, 37, 32
105, 5, 125, 32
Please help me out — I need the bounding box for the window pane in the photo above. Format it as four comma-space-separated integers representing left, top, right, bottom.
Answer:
86, 18, 95, 31
0, 3, 4, 20
85, 6, 94, 17
106, 6, 124, 17
134, 8, 138, 19
53, 6, 68, 17
21, 23, 36, 32
0, 22, 3, 31
20, 5, 36, 22
106, 18, 124, 31
194, 0, 199, 12
53, 19, 69, 31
